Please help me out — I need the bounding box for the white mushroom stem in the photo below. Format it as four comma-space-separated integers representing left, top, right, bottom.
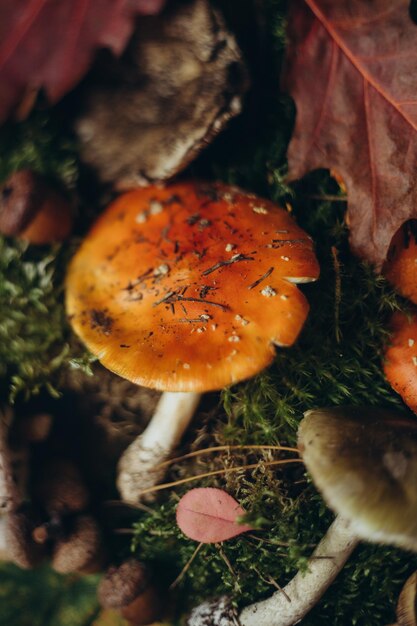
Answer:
117, 391, 201, 503
239, 516, 358, 626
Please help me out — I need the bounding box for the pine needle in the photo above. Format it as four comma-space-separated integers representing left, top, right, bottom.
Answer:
138, 459, 303, 496
153, 445, 299, 470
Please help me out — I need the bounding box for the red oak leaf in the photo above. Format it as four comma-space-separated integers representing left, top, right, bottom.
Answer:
176, 488, 254, 543
0, 0, 166, 124
282, 0, 417, 270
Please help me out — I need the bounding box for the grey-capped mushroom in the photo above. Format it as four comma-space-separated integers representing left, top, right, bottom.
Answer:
195, 407, 417, 626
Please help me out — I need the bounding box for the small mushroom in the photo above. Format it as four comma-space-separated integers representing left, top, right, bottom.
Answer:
52, 514, 104, 574
384, 222, 417, 305
0, 170, 72, 244
226, 406, 417, 626
65, 181, 319, 502
384, 311, 417, 413
98, 559, 162, 625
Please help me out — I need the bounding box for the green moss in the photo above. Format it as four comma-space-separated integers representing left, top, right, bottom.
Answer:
0, 236, 94, 401
0, 563, 100, 626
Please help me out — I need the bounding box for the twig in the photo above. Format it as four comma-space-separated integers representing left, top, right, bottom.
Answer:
202, 254, 255, 276
170, 543, 204, 589
248, 267, 274, 290
153, 445, 299, 470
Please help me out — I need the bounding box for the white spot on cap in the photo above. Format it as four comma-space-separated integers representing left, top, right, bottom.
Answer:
235, 314, 249, 326
253, 206, 268, 215
149, 200, 163, 215
280, 294, 289, 301
183, 363, 191, 370
228, 335, 241, 343
154, 264, 169, 276
225, 243, 235, 252
409, 338, 415, 348
135, 211, 147, 224
261, 286, 277, 297
281, 255, 290, 261
200, 314, 211, 322
412, 356, 417, 367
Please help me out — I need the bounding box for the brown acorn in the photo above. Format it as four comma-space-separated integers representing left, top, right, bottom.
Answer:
98, 559, 162, 625
52, 514, 104, 574
0, 170, 72, 243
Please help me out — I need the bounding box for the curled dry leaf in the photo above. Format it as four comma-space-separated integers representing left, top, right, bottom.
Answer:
0, 0, 166, 123
176, 487, 253, 543
283, 0, 417, 270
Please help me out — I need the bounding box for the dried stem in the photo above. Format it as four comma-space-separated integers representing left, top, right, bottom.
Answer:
138, 458, 302, 497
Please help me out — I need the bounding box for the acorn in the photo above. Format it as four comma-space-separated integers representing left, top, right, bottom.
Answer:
35, 458, 90, 516
4, 505, 46, 569
52, 514, 104, 574
0, 170, 72, 243
98, 559, 162, 625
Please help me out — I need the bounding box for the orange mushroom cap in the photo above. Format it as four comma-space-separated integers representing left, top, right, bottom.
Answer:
383, 222, 417, 305
66, 181, 319, 392
384, 310, 417, 413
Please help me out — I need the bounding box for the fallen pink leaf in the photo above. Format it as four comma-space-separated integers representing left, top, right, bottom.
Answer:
176, 487, 254, 543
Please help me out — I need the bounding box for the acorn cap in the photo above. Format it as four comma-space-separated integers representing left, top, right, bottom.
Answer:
52, 514, 103, 574
35, 458, 89, 515
66, 181, 319, 392
298, 407, 417, 551
384, 222, 417, 305
98, 559, 150, 609
384, 311, 417, 414
5, 505, 46, 569
0, 169, 72, 244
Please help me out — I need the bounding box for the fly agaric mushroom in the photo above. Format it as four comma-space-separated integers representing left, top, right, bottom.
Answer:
384, 311, 417, 413
384, 222, 417, 305
206, 406, 417, 626
65, 181, 319, 502
0, 170, 72, 244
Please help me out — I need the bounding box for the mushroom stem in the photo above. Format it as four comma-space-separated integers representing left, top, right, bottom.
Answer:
117, 391, 201, 503
239, 516, 358, 626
